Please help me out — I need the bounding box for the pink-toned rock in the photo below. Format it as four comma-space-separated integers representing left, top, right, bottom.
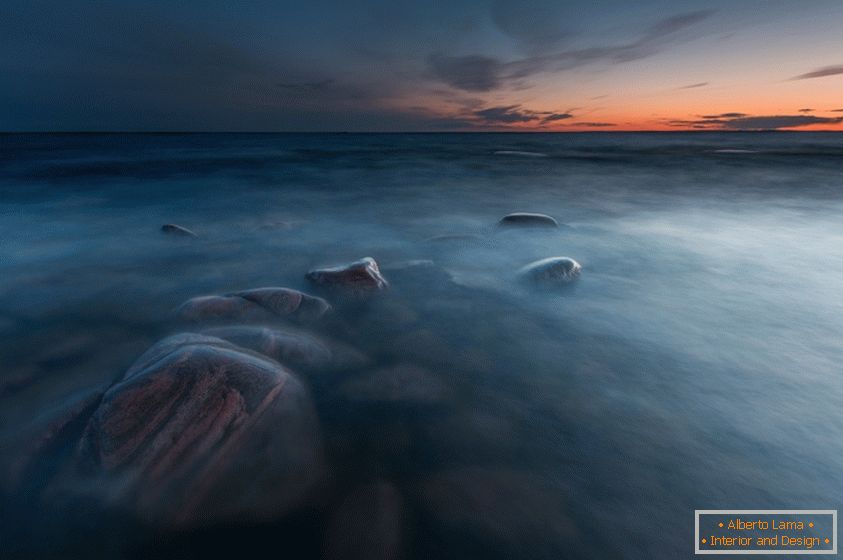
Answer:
76, 333, 324, 526
324, 481, 406, 560
306, 257, 388, 293
176, 287, 330, 323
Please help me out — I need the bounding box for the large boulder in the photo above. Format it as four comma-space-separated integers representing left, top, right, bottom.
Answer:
518, 257, 582, 285
75, 333, 324, 526
306, 257, 388, 294
497, 213, 558, 228
176, 287, 331, 323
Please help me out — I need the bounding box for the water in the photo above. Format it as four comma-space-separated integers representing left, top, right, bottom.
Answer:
1, 132, 842, 559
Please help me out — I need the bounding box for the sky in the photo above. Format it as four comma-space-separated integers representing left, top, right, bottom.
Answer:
2, 0, 843, 132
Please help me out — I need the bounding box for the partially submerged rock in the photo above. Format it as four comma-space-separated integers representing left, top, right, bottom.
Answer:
519, 257, 582, 285
75, 334, 324, 526
497, 212, 559, 228
177, 287, 331, 323
306, 257, 388, 294
324, 481, 406, 560
161, 223, 198, 237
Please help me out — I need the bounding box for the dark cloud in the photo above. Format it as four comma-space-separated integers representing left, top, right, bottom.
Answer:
798, 108, 813, 113
570, 121, 616, 127
699, 112, 746, 118
791, 64, 843, 80
668, 114, 843, 130
429, 10, 714, 92
678, 82, 708, 89
473, 105, 537, 123
831, 108, 843, 112
471, 105, 572, 126
541, 112, 573, 123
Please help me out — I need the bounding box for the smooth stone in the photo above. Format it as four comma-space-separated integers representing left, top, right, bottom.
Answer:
519, 257, 582, 284
339, 363, 451, 406
324, 481, 406, 560
161, 223, 198, 237
203, 326, 368, 373
176, 287, 331, 323
306, 257, 388, 293
232, 287, 331, 320
497, 213, 559, 228
76, 334, 324, 526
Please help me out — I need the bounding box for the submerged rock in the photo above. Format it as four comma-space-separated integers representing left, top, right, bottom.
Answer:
203, 325, 367, 373
497, 212, 559, 228
519, 257, 582, 284
75, 333, 324, 526
306, 257, 388, 293
324, 481, 406, 560
161, 223, 198, 237
176, 287, 331, 323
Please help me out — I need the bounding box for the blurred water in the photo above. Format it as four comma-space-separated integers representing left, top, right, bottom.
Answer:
1, 132, 842, 559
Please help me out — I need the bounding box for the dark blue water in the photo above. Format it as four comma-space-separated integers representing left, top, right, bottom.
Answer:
1, 133, 842, 559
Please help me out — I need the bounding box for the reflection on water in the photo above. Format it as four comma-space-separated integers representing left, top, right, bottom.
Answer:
1, 133, 843, 559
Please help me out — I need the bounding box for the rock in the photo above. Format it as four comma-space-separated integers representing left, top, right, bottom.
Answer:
306, 257, 388, 294
203, 326, 368, 373
176, 295, 267, 322
161, 223, 198, 237
420, 467, 577, 550
75, 334, 324, 526
339, 363, 451, 406
519, 257, 582, 284
233, 287, 331, 320
176, 287, 331, 323
324, 481, 406, 560
497, 213, 559, 228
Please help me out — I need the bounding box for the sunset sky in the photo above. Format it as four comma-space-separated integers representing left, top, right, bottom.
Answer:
2, 0, 843, 131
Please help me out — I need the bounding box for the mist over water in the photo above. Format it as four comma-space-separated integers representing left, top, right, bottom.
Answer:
2, 132, 843, 559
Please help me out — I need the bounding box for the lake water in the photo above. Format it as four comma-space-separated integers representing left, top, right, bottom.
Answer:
1, 132, 842, 559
